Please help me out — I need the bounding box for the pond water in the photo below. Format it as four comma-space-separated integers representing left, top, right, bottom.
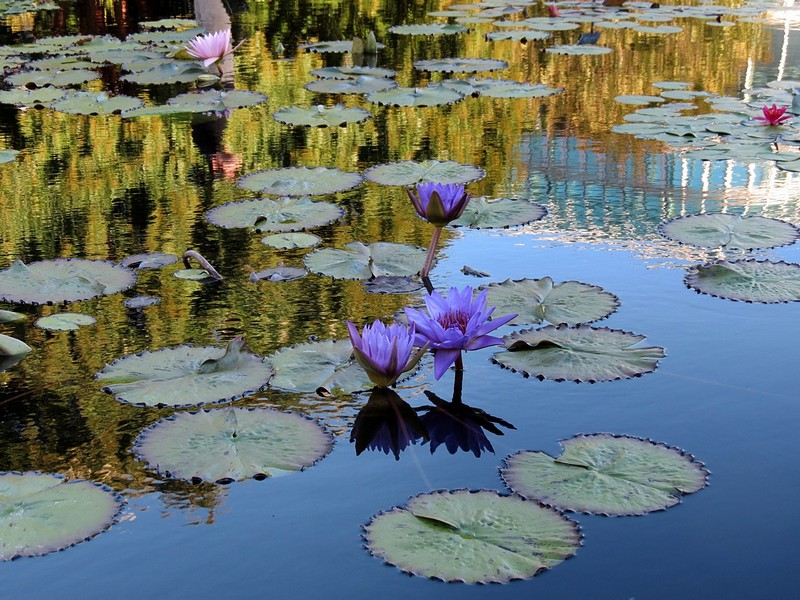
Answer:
1, 0, 799, 597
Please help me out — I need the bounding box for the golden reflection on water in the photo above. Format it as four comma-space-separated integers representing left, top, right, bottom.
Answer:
0, 0, 798, 510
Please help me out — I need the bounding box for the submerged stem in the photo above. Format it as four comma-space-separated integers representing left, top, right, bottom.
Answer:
421, 226, 442, 279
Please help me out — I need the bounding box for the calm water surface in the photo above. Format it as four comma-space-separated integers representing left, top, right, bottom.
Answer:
0, 0, 799, 598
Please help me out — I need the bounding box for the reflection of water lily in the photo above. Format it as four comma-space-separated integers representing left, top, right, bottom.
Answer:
754, 104, 791, 126
406, 287, 516, 379
347, 320, 427, 388
186, 29, 242, 69
350, 388, 427, 460
406, 182, 471, 227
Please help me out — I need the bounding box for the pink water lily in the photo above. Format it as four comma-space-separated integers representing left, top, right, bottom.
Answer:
754, 104, 791, 126
347, 320, 428, 388
186, 29, 242, 69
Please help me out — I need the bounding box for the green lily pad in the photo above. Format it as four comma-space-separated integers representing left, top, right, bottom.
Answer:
124, 296, 160, 308
305, 77, 397, 95
28, 56, 96, 71
546, 45, 613, 55
238, 167, 363, 196
120, 62, 207, 85
133, 407, 333, 483
485, 29, 551, 42
0, 472, 121, 561
413, 58, 509, 73
450, 197, 547, 229
299, 40, 384, 53
777, 160, 800, 173
121, 104, 205, 118
614, 95, 665, 105
659, 213, 800, 250
167, 90, 268, 111
273, 105, 373, 127
304, 241, 426, 280
389, 23, 468, 35
207, 196, 345, 232
50, 92, 143, 115
366, 86, 465, 108
248, 267, 308, 282
502, 434, 708, 516
127, 28, 205, 46
310, 66, 396, 79
6, 68, 101, 88
0, 259, 136, 305
364, 490, 581, 583
632, 25, 683, 34
481, 278, 619, 326
495, 325, 665, 382
96, 336, 274, 407
685, 260, 800, 303
0, 310, 26, 323
173, 268, 217, 281
120, 252, 179, 269
660, 90, 710, 100
0, 88, 66, 107
261, 232, 321, 249
363, 160, 485, 186
269, 338, 373, 394
35, 312, 96, 331
0, 150, 20, 164
0, 333, 31, 372
121, 57, 180, 73
362, 276, 423, 294
652, 81, 692, 90
139, 18, 198, 29
478, 83, 563, 99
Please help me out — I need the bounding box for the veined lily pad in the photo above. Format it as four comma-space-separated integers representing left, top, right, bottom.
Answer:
238, 167, 363, 196
0, 333, 31, 372
207, 196, 345, 232
546, 45, 613, 55
134, 407, 333, 483
120, 252, 179, 269
273, 105, 373, 127
35, 312, 96, 331
167, 90, 268, 111
659, 213, 800, 250
0, 88, 66, 107
0, 150, 20, 164
364, 490, 581, 583
305, 77, 397, 95
363, 160, 485, 186
249, 267, 307, 282
481, 278, 619, 326
485, 29, 551, 42
50, 92, 143, 115
0, 259, 136, 305
311, 66, 396, 79
413, 58, 509, 73
96, 337, 274, 407
450, 197, 547, 229
366, 86, 465, 108
304, 241, 426, 280
389, 24, 469, 35
495, 325, 665, 382
685, 260, 800, 303
0, 472, 121, 561
261, 232, 321, 249
6, 69, 100, 88
502, 434, 708, 516
120, 62, 207, 85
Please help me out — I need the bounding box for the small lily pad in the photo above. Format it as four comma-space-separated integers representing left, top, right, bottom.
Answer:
273, 105, 373, 127
366, 86, 465, 108
120, 62, 207, 85
173, 268, 215, 281
501, 434, 708, 516
0, 150, 20, 164
134, 407, 333, 483
249, 267, 307, 282
364, 490, 581, 583
614, 95, 665, 105
311, 66, 396, 79
413, 58, 509, 74
0, 472, 121, 561
481, 278, 619, 326
96, 337, 274, 407
685, 260, 800, 303
0, 310, 26, 323
495, 325, 665, 382
632, 25, 683, 34
546, 45, 613, 55
304, 241, 426, 280
299, 40, 384, 53
124, 296, 160, 308
450, 197, 547, 229
659, 213, 800, 250
652, 81, 692, 90
35, 312, 96, 331
120, 252, 179, 269
261, 232, 321, 249
389, 23, 468, 35
207, 197, 344, 232
305, 77, 397, 95
478, 83, 563, 99
363, 160, 485, 186
238, 167, 363, 196
50, 92, 144, 115
0, 88, 66, 108
485, 30, 551, 42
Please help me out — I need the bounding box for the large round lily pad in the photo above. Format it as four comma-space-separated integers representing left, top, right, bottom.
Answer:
366, 86, 465, 108
494, 325, 665, 382
364, 490, 581, 583
363, 160, 485, 186
304, 241, 426, 280
269, 338, 374, 394
501, 434, 708, 516
485, 30, 551, 42
273, 105, 373, 127
238, 167, 363, 196
0, 259, 136, 305
206, 197, 345, 232
450, 197, 547, 229
659, 213, 800, 250
0, 472, 121, 561
35, 312, 96, 331
134, 407, 333, 483
305, 77, 397, 95
120, 62, 206, 85
481, 278, 619, 326
685, 260, 800, 303
6, 68, 101, 88
96, 337, 274, 407
413, 58, 509, 73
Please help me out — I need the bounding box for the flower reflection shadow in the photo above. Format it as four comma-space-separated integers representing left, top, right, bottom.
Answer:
350, 387, 427, 461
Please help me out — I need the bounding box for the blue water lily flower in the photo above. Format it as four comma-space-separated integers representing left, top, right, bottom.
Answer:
406, 182, 471, 227
347, 320, 428, 388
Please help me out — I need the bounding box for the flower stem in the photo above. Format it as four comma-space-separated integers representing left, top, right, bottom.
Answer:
421, 226, 442, 279
453, 359, 464, 405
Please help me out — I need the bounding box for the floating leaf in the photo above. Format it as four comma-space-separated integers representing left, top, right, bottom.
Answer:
0, 259, 136, 305
0, 472, 121, 561
173, 268, 215, 281
413, 58, 509, 73
96, 337, 274, 407
363, 160, 485, 186
0, 333, 31, 372
0, 88, 66, 107
389, 23, 468, 35
119, 252, 178, 269
167, 90, 268, 111
133, 407, 332, 483
366, 86, 465, 107
6, 68, 100, 88
139, 18, 198, 29
631, 25, 683, 34
305, 77, 397, 95
478, 83, 562, 99
273, 104, 373, 127
495, 325, 665, 382
485, 30, 551, 42
501, 434, 708, 516
28, 56, 96, 70
364, 490, 580, 583
124, 296, 160, 308
450, 197, 547, 229
546, 45, 613, 55
299, 40, 384, 53
481, 278, 619, 326
50, 92, 143, 115
659, 213, 800, 250
121, 104, 206, 117
652, 81, 692, 90
261, 232, 321, 249
614, 95, 665, 105
310, 66, 396, 79
35, 312, 96, 331
362, 276, 423, 294
238, 167, 363, 196
249, 267, 307, 282
0, 150, 20, 164
120, 62, 206, 85
207, 197, 344, 233
304, 241, 426, 280
685, 260, 800, 303
0, 310, 26, 323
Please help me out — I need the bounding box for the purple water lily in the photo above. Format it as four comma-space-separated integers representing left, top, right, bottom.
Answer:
405, 286, 516, 380
347, 320, 428, 388
406, 182, 471, 227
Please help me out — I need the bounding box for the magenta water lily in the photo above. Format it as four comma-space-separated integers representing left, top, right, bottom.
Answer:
347, 320, 428, 388
186, 29, 243, 70
753, 104, 791, 126
405, 286, 516, 380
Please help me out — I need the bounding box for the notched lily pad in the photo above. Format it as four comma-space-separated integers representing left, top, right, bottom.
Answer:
96, 336, 274, 407
659, 213, 800, 250
273, 105, 373, 127
249, 267, 307, 282
0, 472, 122, 561
120, 252, 178, 269
134, 407, 333, 483
494, 325, 665, 382
50, 92, 143, 115
366, 86, 465, 108
413, 58, 509, 73
261, 232, 321, 249
35, 312, 96, 331
238, 167, 363, 196
206, 197, 345, 232
305, 77, 397, 95
363, 160, 485, 186
501, 434, 708, 516
450, 197, 547, 229
304, 241, 426, 280
364, 489, 581, 583
685, 260, 800, 303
